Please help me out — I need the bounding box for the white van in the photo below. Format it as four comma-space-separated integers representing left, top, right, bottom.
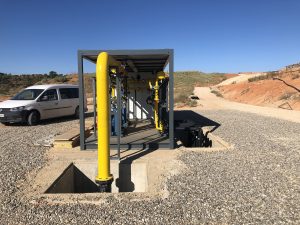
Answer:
0, 84, 83, 125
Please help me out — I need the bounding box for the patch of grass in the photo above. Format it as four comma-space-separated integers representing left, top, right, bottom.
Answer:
211, 89, 223, 98
174, 94, 189, 103
291, 74, 300, 80
188, 99, 198, 107
174, 71, 225, 103
53, 76, 69, 83
248, 72, 278, 82
293, 94, 300, 100
279, 92, 293, 100
240, 88, 250, 95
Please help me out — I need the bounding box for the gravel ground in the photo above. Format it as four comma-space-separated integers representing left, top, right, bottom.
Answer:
0, 110, 299, 224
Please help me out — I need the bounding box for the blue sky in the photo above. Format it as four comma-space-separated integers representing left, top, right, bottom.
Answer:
1, 0, 300, 74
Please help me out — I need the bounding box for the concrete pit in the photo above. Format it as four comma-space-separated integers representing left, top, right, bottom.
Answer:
45, 161, 148, 194
46, 163, 98, 193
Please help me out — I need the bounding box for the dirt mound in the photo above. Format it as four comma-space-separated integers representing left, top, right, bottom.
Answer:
218, 68, 300, 111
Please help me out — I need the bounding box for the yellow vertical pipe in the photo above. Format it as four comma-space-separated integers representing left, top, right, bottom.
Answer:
154, 80, 161, 131
152, 71, 166, 132
95, 52, 113, 182
111, 87, 116, 98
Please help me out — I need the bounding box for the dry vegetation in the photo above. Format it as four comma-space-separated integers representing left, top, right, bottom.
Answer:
210, 89, 223, 98
174, 71, 225, 105
0, 72, 95, 100
1, 71, 225, 105
248, 71, 279, 82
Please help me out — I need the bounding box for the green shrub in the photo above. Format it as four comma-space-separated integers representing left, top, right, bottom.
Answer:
53, 76, 68, 83
211, 90, 223, 98
248, 72, 278, 82
174, 71, 226, 103
188, 99, 198, 107
240, 88, 250, 95
174, 94, 189, 103
279, 92, 293, 100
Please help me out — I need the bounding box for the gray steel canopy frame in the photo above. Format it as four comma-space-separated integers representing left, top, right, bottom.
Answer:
77, 49, 174, 150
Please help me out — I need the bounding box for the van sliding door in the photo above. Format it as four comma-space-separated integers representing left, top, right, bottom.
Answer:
58, 88, 79, 116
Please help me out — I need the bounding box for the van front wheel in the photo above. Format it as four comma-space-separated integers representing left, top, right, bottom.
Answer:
27, 111, 40, 126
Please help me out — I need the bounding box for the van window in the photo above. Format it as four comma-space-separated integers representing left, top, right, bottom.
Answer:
12, 89, 44, 100
59, 88, 79, 99
39, 89, 58, 101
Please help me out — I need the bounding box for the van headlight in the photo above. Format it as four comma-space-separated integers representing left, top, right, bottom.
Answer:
10, 106, 25, 112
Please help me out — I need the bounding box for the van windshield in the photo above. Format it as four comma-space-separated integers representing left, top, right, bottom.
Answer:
12, 89, 44, 100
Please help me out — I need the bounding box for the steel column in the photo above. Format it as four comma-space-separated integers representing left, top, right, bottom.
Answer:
92, 77, 97, 137
116, 74, 121, 159
168, 49, 174, 149
78, 51, 86, 150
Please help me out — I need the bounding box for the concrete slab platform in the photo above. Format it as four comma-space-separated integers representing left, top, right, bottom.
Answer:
25, 147, 184, 204
23, 130, 231, 205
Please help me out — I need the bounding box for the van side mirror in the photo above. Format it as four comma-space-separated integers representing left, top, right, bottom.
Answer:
40, 95, 49, 101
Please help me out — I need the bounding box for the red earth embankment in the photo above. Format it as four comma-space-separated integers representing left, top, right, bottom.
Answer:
218, 68, 300, 111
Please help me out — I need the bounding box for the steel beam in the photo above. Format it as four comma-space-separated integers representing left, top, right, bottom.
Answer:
168, 49, 174, 149
92, 77, 97, 137
116, 74, 122, 159
78, 51, 86, 150
80, 49, 172, 57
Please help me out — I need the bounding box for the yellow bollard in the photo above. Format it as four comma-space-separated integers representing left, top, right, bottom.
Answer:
95, 52, 113, 192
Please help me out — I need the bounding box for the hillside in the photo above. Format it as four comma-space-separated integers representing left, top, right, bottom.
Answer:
215, 64, 300, 111
0, 72, 94, 101
174, 71, 226, 106
0, 71, 227, 105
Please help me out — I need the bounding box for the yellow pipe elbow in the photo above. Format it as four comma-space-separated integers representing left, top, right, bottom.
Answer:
95, 52, 113, 182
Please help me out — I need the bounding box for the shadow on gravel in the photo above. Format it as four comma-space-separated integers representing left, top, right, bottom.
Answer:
4, 116, 78, 127
174, 110, 221, 147
174, 110, 221, 132
4, 112, 94, 127
39, 116, 78, 125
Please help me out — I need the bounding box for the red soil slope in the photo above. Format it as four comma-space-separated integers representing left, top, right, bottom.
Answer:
218, 68, 300, 111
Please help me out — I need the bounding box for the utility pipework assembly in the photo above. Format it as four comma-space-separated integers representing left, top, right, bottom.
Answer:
149, 71, 167, 133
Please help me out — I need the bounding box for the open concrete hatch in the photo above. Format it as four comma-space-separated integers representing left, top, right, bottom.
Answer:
45, 161, 148, 194
45, 164, 98, 193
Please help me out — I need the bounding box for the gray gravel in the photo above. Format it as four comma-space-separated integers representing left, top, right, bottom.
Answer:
0, 110, 299, 224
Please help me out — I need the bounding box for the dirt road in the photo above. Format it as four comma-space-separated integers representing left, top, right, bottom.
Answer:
194, 87, 300, 123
